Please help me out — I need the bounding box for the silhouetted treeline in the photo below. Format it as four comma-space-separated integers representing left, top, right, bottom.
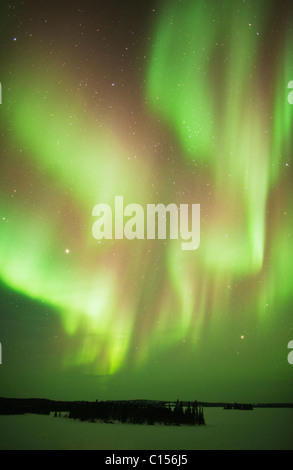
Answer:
1, 397, 292, 424
224, 403, 253, 410
0, 397, 205, 426
68, 399, 205, 426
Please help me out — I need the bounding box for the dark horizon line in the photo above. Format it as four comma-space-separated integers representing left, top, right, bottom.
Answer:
0, 396, 293, 409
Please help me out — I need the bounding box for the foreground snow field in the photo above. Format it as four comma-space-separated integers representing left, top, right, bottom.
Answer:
0, 408, 292, 450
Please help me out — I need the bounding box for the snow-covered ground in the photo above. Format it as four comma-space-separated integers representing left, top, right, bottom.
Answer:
0, 408, 292, 450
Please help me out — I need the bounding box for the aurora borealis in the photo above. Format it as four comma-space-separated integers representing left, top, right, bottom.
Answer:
0, 0, 293, 404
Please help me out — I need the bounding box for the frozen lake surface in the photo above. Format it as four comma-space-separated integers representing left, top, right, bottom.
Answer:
0, 408, 292, 450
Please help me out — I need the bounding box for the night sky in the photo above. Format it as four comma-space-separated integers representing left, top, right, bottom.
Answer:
0, 0, 293, 404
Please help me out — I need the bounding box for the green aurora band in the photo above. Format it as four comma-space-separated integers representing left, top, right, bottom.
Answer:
146, 0, 293, 322
0, 0, 292, 378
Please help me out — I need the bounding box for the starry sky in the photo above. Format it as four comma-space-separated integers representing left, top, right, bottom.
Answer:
0, 0, 293, 404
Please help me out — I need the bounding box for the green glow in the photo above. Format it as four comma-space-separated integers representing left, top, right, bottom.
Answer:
0, 0, 292, 383
271, 31, 293, 184
147, 0, 293, 285
5, 68, 148, 207
257, 196, 293, 321
0, 65, 153, 375
0, 194, 136, 374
